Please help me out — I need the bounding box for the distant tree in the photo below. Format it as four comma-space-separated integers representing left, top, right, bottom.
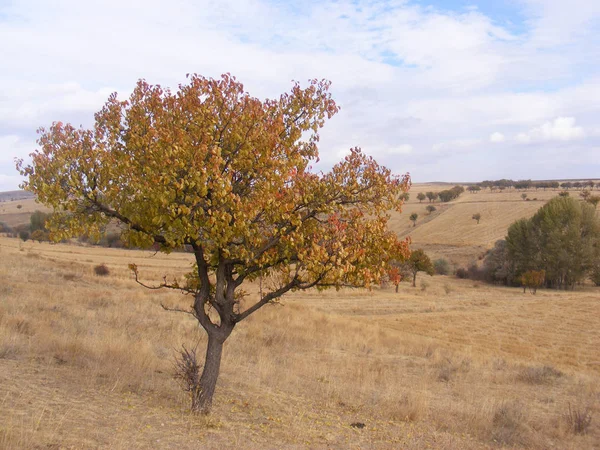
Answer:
472, 213, 481, 224
399, 192, 410, 202
521, 193, 528, 201
16, 204, 22, 209
426, 191, 438, 202
387, 266, 403, 293
558, 191, 569, 197
409, 213, 418, 227
560, 182, 572, 190
515, 180, 532, 190
404, 249, 434, 287
30, 210, 49, 232
426, 205, 437, 215
433, 258, 451, 275
19, 230, 29, 241
16, 73, 411, 414
417, 192, 426, 203
550, 181, 560, 190
467, 185, 481, 193
506, 197, 599, 290
580, 190, 591, 201
483, 240, 513, 285
573, 181, 582, 190
520, 270, 545, 294
584, 180, 595, 190
438, 190, 454, 202
30, 229, 49, 243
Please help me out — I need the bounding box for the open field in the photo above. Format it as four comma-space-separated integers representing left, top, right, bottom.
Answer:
1, 236, 599, 449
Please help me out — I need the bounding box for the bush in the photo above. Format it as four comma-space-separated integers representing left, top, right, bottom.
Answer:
18, 230, 30, 241
0, 221, 13, 234
426, 205, 436, 214
94, 264, 110, 276
433, 258, 451, 275
30, 230, 49, 243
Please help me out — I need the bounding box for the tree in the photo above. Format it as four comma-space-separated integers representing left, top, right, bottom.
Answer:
17, 74, 411, 414
409, 213, 418, 227
19, 230, 29, 241
426, 191, 437, 202
472, 213, 481, 224
30, 210, 49, 232
31, 229, 49, 242
403, 249, 434, 287
426, 205, 436, 215
467, 185, 481, 193
417, 192, 426, 203
520, 270, 545, 294
580, 190, 591, 201
433, 258, 451, 275
521, 193, 528, 201
559, 191, 569, 197
399, 192, 410, 202
506, 197, 599, 290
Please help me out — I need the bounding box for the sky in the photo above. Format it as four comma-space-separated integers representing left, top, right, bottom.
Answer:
1, 0, 599, 191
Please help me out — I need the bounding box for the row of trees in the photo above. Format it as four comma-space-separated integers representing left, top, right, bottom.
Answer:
476, 179, 597, 192
416, 185, 465, 203
483, 197, 600, 289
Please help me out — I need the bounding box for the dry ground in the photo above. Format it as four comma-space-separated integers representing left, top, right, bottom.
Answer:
1, 237, 599, 449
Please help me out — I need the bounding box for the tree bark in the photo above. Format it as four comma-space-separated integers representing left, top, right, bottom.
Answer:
412, 272, 417, 287
194, 331, 227, 414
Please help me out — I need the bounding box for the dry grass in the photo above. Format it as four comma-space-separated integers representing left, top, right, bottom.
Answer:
1, 238, 599, 449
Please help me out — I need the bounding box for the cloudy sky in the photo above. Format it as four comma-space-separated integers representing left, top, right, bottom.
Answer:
1, 0, 599, 190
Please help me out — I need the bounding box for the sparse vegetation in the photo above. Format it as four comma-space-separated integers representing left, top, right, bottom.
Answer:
433, 258, 451, 275
93, 263, 110, 276
472, 212, 481, 224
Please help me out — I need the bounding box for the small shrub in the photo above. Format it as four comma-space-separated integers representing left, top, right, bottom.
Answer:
433, 258, 450, 275
563, 402, 592, 435
18, 230, 30, 241
443, 283, 452, 295
174, 344, 203, 411
94, 264, 110, 276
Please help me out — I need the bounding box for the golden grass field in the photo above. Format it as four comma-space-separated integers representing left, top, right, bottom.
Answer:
1, 184, 599, 449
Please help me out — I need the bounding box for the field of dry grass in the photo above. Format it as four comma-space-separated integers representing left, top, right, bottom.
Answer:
1, 184, 599, 449
1, 235, 599, 449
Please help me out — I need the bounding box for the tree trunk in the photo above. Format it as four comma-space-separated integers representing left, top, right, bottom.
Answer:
395, 283, 399, 293
412, 273, 417, 287
193, 332, 226, 414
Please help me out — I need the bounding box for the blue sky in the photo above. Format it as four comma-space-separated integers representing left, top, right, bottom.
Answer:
1, 0, 599, 190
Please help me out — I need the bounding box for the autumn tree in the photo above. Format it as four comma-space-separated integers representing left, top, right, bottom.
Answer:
403, 249, 434, 287
520, 270, 545, 294
409, 213, 418, 227
17, 74, 410, 414
417, 192, 426, 203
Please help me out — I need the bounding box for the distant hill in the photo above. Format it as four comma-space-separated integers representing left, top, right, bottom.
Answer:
0, 190, 35, 202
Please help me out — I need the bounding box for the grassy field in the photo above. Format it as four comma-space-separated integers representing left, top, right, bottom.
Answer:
1, 185, 599, 449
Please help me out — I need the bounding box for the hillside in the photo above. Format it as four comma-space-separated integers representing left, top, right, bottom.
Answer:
1, 237, 599, 449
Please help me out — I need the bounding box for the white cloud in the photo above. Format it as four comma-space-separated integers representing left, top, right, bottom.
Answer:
388, 144, 413, 155
516, 117, 585, 143
490, 132, 505, 143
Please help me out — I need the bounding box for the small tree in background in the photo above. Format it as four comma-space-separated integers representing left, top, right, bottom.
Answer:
559, 191, 569, 197
426, 205, 436, 215
426, 191, 438, 202
30, 210, 50, 232
521, 270, 545, 294
410, 213, 418, 227
467, 185, 481, 193
417, 192, 426, 203
433, 258, 451, 275
580, 190, 591, 201
404, 249, 434, 287
387, 266, 403, 293
521, 193, 528, 201
399, 192, 410, 201
30, 229, 49, 242
472, 213, 481, 224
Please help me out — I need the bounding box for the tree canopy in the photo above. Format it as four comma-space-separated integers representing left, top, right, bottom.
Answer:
17, 73, 410, 413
